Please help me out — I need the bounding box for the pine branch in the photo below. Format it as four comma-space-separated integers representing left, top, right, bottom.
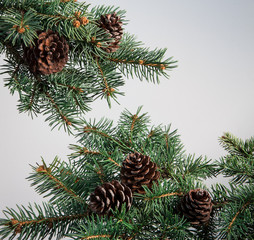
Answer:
28, 157, 87, 205
1, 1, 176, 133
0, 202, 89, 240
227, 201, 251, 233
217, 184, 254, 239
219, 132, 254, 158
217, 133, 254, 184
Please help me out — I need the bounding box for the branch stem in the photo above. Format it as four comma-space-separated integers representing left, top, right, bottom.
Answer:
227, 201, 250, 232
144, 192, 183, 201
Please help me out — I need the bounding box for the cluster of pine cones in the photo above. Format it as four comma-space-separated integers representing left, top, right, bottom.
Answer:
89, 152, 213, 226
21, 10, 213, 225
89, 152, 160, 216
23, 12, 123, 75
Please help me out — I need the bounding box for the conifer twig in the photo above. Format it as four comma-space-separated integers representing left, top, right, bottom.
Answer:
144, 192, 183, 201
36, 165, 85, 203
227, 201, 251, 232
82, 234, 111, 240
45, 92, 72, 126
9, 213, 88, 234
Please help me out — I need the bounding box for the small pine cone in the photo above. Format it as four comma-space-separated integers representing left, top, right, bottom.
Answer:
23, 30, 69, 75
97, 12, 123, 53
120, 152, 160, 194
180, 189, 213, 225
89, 180, 132, 216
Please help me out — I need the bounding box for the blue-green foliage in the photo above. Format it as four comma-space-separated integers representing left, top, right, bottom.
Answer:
0, 0, 177, 132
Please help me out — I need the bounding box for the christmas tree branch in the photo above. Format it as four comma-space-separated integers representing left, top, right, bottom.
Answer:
96, 57, 111, 96
144, 192, 183, 201
108, 157, 121, 168
220, 132, 254, 157
69, 145, 122, 171
227, 201, 251, 233
45, 91, 72, 126
57, 83, 84, 93
0, 202, 88, 240
8, 212, 88, 234
35, 164, 85, 204
81, 235, 111, 239
109, 57, 167, 70
28, 158, 90, 205
83, 125, 133, 152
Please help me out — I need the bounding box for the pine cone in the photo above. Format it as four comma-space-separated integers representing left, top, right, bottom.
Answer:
180, 188, 213, 225
97, 12, 123, 53
120, 152, 160, 194
23, 30, 69, 75
89, 180, 132, 216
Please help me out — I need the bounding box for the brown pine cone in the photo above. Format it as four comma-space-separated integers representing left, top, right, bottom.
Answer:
23, 30, 69, 75
120, 152, 160, 194
180, 188, 213, 225
97, 12, 123, 53
89, 180, 132, 216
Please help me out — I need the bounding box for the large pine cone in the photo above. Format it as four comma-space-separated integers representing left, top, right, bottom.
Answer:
89, 180, 132, 216
120, 152, 160, 194
180, 189, 213, 225
97, 12, 123, 53
23, 30, 69, 75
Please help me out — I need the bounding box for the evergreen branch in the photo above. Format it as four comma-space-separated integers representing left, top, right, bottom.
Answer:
45, 91, 72, 126
174, 154, 216, 181
217, 184, 254, 239
79, 147, 101, 156
69, 144, 122, 173
109, 34, 177, 83
144, 192, 183, 201
96, 57, 110, 95
35, 164, 85, 204
220, 132, 254, 157
8, 212, 88, 234
28, 81, 39, 110
227, 201, 251, 233
0, 202, 88, 240
109, 57, 168, 70
69, 215, 128, 240
28, 157, 90, 205
108, 157, 121, 168
217, 155, 254, 184
81, 234, 111, 239
83, 125, 133, 152
57, 82, 84, 93
36, 12, 75, 21
2, 42, 24, 64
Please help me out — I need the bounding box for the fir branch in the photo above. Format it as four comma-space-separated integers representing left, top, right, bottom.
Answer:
35, 164, 85, 204
28, 157, 88, 205
45, 91, 72, 126
227, 201, 251, 233
57, 82, 84, 93
108, 157, 121, 168
96, 57, 110, 96
220, 132, 254, 158
109, 57, 168, 70
83, 124, 132, 152
81, 234, 111, 239
0, 202, 88, 240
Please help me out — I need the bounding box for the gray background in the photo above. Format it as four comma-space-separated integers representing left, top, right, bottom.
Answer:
0, 0, 254, 238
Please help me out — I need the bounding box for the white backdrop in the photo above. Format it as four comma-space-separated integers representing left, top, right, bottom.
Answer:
1, 0, 254, 238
